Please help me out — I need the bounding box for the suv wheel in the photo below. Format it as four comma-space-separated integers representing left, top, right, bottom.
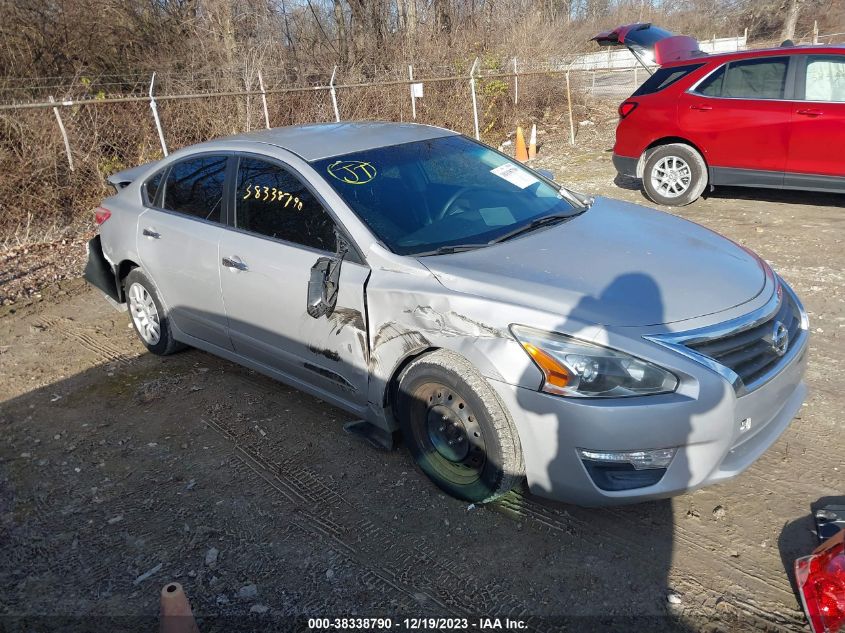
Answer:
395, 350, 524, 503
642, 143, 708, 206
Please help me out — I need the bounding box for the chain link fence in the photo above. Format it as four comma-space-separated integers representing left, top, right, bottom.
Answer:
4, 22, 834, 246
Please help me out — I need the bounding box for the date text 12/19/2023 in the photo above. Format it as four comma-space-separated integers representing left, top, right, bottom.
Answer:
307, 617, 528, 630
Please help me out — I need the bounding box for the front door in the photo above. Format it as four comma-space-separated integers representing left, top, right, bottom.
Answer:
679, 56, 792, 181
219, 154, 370, 404
786, 54, 845, 182
137, 154, 233, 350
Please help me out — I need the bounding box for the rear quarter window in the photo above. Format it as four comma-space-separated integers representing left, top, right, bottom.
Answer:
632, 63, 703, 96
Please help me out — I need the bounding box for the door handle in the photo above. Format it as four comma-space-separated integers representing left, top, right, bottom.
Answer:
690, 104, 713, 111
142, 228, 161, 239
796, 108, 823, 117
222, 256, 248, 271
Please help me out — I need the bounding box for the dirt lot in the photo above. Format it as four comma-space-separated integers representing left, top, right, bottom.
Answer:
1, 128, 843, 632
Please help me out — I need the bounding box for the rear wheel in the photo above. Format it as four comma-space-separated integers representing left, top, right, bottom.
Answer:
125, 268, 185, 356
642, 143, 708, 206
396, 350, 524, 503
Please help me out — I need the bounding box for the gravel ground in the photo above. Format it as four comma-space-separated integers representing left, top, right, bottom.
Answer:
1, 127, 843, 632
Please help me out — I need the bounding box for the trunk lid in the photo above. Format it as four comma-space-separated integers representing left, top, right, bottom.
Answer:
592, 23, 704, 67
106, 161, 159, 191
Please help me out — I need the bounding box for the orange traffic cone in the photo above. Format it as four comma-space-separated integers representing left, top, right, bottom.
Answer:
515, 126, 528, 162
160, 582, 200, 633
528, 124, 537, 159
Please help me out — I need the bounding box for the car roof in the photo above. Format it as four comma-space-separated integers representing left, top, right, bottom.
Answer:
661, 44, 845, 68
196, 121, 458, 161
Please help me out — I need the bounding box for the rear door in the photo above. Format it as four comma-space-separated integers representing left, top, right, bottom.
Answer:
219, 154, 370, 405
678, 56, 793, 184
786, 53, 845, 183
137, 154, 233, 349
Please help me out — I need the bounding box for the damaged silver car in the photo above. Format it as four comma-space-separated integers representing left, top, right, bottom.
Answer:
85, 122, 809, 506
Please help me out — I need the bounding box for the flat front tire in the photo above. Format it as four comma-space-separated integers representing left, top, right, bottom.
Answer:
642, 143, 708, 206
124, 268, 185, 356
396, 350, 524, 503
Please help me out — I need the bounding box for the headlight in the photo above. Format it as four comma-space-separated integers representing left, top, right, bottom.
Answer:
510, 325, 678, 398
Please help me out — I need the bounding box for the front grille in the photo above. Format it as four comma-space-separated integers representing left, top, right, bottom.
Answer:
685, 293, 801, 387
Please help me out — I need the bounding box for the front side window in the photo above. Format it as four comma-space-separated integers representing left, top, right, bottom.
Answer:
235, 157, 337, 252
805, 55, 845, 102
722, 57, 788, 99
633, 64, 703, 96
311, 135, 580, 256
161, 155, 227, 222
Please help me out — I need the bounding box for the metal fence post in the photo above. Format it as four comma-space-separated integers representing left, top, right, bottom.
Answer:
258, 71, 270, 129
409, 65, 416, 120
329, 66, 341, 123
565, 70, 575, 147
513, 57, 519, 106
469, 57, 480, 141
149, 73, 168, 157
48, 96, 74, 171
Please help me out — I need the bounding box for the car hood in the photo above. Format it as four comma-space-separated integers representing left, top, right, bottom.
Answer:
419, 197, 767, 327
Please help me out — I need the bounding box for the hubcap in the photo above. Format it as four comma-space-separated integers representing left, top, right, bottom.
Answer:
128, 282, 161, 345
651, 156, 692, 198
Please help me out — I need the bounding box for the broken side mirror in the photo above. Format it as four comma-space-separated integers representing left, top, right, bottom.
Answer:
307, 232, 350, 319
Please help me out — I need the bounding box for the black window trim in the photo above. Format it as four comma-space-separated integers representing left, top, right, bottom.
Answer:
227, 152, 365, 265
794, 53, 845, 102
142, 151, 235, 228
687, 54, 798, 101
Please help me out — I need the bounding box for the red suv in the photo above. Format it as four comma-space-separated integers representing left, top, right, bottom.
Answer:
596, 24, 845, 205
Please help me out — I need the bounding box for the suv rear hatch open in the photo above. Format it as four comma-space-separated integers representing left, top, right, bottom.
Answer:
592, 23, 705, 71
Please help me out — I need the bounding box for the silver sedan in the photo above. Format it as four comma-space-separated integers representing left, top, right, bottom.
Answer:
84, 122, 809, 506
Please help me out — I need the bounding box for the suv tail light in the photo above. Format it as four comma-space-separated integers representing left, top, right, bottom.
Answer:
795, 529, 845, 633
94, 207, 112, 225
618, 101, 638, 119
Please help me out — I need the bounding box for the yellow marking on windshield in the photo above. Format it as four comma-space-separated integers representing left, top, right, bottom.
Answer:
327, 160, 377, 185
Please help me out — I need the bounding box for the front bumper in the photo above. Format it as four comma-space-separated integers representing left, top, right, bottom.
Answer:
489, 327, 809, 506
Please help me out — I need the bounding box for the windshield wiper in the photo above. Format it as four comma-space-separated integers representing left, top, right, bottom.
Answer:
415, 243, 491, 256
489, 212, 579, 244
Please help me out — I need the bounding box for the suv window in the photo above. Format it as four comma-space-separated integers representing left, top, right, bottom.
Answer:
235, 157, 336, 252
694, 57, 788, 99
723, 57, 788, 99
162, 155, 227, 222
805, 55, 845, 101
632, 63, 703, 96
695, 65, 726, 97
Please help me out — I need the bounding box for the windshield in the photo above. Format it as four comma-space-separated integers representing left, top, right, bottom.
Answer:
310, 135, 580, 256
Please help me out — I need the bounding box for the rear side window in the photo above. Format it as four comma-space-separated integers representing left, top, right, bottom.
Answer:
632, 64, 703, 96
144, 170, 164, 205
804, 55, 845, 101
723, 57, 788, 99
161, 155, 228, 223
234, 157, 337, 252
694, 65, 726, 97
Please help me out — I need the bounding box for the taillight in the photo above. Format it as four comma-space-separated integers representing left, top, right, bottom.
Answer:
618, 101, 638, 119
795, 529, 845, 633
94, 207, 112, 225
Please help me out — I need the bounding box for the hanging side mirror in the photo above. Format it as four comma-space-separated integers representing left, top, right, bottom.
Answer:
306, 232, 350, 319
